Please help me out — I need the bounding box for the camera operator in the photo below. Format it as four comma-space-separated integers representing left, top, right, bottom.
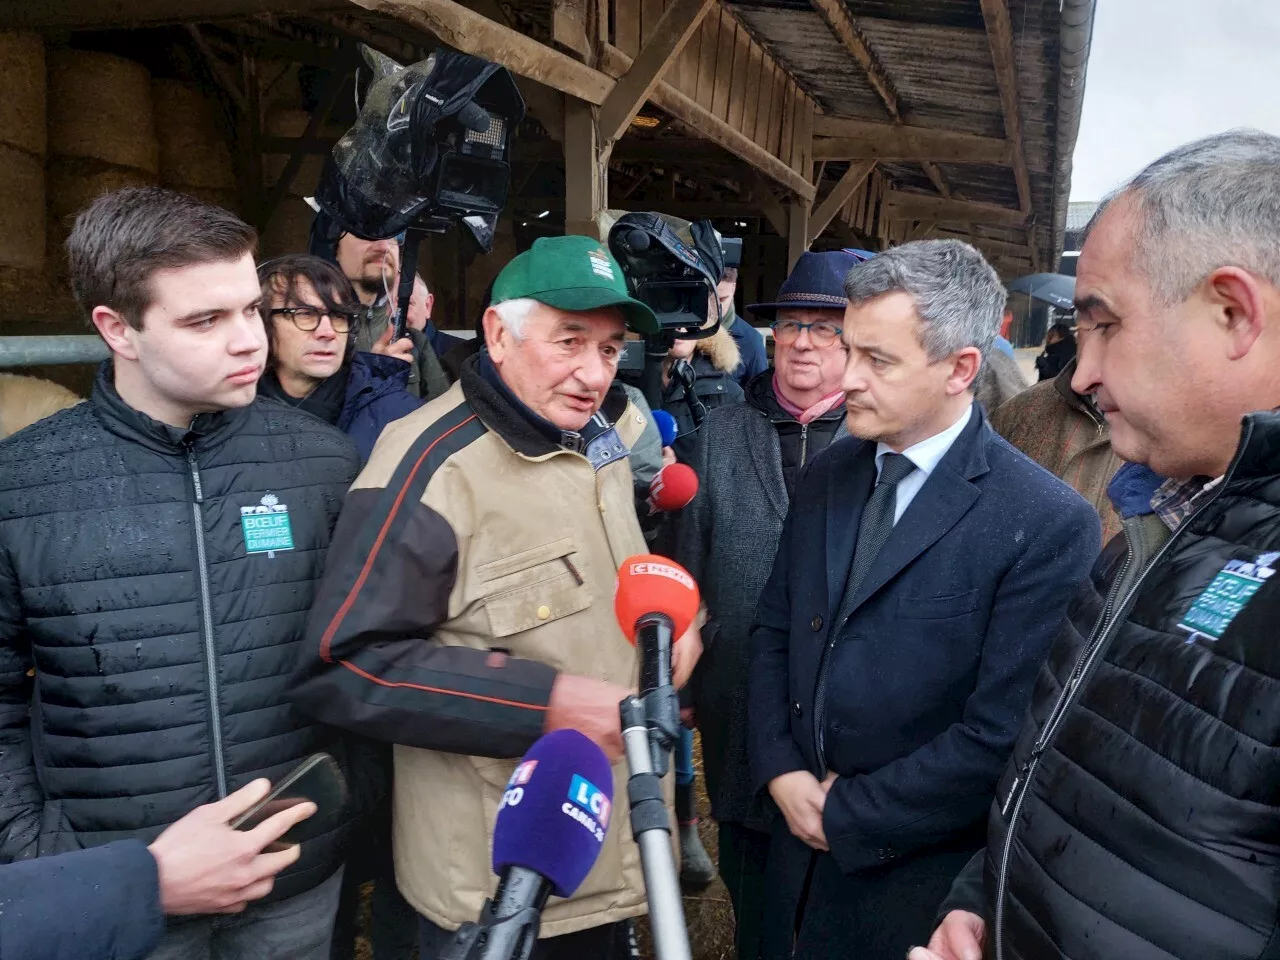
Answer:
659, 313, 744, 464
293, 236, 702, 959
311, 223, 452, 401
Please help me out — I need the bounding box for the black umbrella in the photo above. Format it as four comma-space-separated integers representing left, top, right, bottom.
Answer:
1007, 273, 1076, 310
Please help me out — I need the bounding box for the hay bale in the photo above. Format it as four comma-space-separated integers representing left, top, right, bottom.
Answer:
46, 157, 156, 226
259, 196, 315, 259
180, 186, 243, 218
0, 32, 46, 158
0, 265, 49, 313
45, 158, 156, 286
47, 49, 158, 174
0, 145, 45, 271
153, 79, 236, 191
262, 107, 343, 198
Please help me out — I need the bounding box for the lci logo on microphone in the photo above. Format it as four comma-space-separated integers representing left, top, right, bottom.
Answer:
562, 773, 611, 843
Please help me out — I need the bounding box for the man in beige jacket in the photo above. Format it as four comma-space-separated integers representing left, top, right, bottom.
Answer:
294, 235, 701, 958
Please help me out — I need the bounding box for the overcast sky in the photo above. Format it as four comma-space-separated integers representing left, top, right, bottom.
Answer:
1069, 0, 1280, 201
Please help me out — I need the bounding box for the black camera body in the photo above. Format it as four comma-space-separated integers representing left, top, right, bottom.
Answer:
313, 46, 525, 340
606, 212, 725, 339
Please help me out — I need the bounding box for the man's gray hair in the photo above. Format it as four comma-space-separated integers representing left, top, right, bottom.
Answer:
1084, 128, 1280, 305
842, 239, 1005, 361
491, 297, 538, 340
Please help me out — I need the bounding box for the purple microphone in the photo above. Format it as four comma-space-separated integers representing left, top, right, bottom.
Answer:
458, 730, 613, 959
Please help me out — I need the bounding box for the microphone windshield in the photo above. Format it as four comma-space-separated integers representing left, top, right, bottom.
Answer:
651, 409, 679, 448
614, 554, 701, 643
492, 730, 614, 899
648, 463, 699, 512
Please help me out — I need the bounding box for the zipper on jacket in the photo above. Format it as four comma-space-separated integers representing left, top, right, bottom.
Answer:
186, 443, 229, 798
990, 430, 1249, 960
799, 423, 810, 468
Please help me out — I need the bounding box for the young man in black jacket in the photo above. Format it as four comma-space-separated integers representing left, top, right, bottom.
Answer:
0, 187, 361, 959
915, 130, 1280, 960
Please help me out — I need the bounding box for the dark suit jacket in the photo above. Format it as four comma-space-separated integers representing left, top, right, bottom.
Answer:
748, 405, 1100, 875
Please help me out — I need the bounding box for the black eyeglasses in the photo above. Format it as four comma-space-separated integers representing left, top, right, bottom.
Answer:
269, 306, 359, 334
770, 318, 844, 346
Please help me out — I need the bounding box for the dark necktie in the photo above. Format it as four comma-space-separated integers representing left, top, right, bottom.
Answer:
838, 452, 917, 622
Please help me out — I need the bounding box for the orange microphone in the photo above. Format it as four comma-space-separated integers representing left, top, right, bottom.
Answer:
615, 555, 700, 698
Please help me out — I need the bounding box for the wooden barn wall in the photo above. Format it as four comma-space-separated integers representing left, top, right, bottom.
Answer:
608, 0, 814, 180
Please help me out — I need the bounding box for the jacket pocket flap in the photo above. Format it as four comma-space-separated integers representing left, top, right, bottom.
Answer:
477, 538, 578, 583
896, 588, 980, 619
484, 576, 592, 639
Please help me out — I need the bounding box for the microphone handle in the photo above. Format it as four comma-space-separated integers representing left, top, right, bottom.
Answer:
470, 866, 553, 960
635, 613, 675, 696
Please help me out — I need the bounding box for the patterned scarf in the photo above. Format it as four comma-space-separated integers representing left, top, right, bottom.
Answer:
773, 372, 846, 424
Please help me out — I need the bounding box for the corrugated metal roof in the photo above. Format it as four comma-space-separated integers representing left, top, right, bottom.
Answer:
1066, 200, 1099, 231
730, 0, 1074, 266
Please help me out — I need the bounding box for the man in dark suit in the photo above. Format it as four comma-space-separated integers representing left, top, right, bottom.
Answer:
748, 239, 1100, 960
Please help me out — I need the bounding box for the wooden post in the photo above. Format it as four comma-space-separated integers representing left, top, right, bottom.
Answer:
787, 199, 810, 268
564, 97, 607, 239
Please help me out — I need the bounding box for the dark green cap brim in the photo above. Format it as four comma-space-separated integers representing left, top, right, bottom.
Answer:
533, 286, 661, 335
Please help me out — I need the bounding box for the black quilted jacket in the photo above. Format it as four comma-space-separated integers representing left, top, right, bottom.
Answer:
0, 366, 360, 900
969, 411, 1280, 959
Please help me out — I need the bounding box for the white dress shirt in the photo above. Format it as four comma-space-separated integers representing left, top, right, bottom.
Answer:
874, 402, 974, 524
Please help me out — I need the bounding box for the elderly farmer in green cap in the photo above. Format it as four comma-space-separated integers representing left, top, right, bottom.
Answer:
293, 235, 703, 957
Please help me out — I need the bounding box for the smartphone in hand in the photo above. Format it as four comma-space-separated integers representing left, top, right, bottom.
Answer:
230, 753, 348, 846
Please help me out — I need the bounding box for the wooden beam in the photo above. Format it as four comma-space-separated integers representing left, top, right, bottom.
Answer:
260, 64, 348, 230
515, 198, 770, 219
884, 192, 1027, 225
787, 199, 811, 268
808, 0, 899, 121
920, 161, 952, 200
749, 172, 790, 237
564, 97, 607, 239
349, 0, 613, 104
905, 221, 938, 242
934, 230, 1035, 260
600, 43, 815, 201
979, 0, 1033, 213
517, 77, 567, 144
813, 118, 1012, 163
185, 26, 248, 114
597, 0, 715, 144
551, 0, 591, 59
809, 161, 875, 244
0, 0, 340, 29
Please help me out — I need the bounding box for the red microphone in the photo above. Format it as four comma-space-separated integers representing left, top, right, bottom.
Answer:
615, 556, 700, 698
646, 463, 699, 515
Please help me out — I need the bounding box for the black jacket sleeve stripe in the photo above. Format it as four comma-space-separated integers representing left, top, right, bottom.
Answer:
296, 402, 558, 758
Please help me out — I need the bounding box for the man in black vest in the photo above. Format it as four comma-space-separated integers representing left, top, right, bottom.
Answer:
0, 187, 361, 959
749, 240, 1099, 959
916, 130, 1280, 960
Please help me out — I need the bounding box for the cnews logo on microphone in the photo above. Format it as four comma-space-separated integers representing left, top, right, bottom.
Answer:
626, 561, 695, 591
562, 774, 611, 843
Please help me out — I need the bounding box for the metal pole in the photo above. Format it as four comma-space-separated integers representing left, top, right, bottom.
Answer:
620, 698, 692, 960
0, 337, 110, 369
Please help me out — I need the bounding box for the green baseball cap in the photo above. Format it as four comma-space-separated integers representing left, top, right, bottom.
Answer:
491, 235, 660, 334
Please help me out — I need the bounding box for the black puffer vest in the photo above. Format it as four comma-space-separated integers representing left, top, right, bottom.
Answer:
0, 366, 360, 900
985, 411, 1280, 959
